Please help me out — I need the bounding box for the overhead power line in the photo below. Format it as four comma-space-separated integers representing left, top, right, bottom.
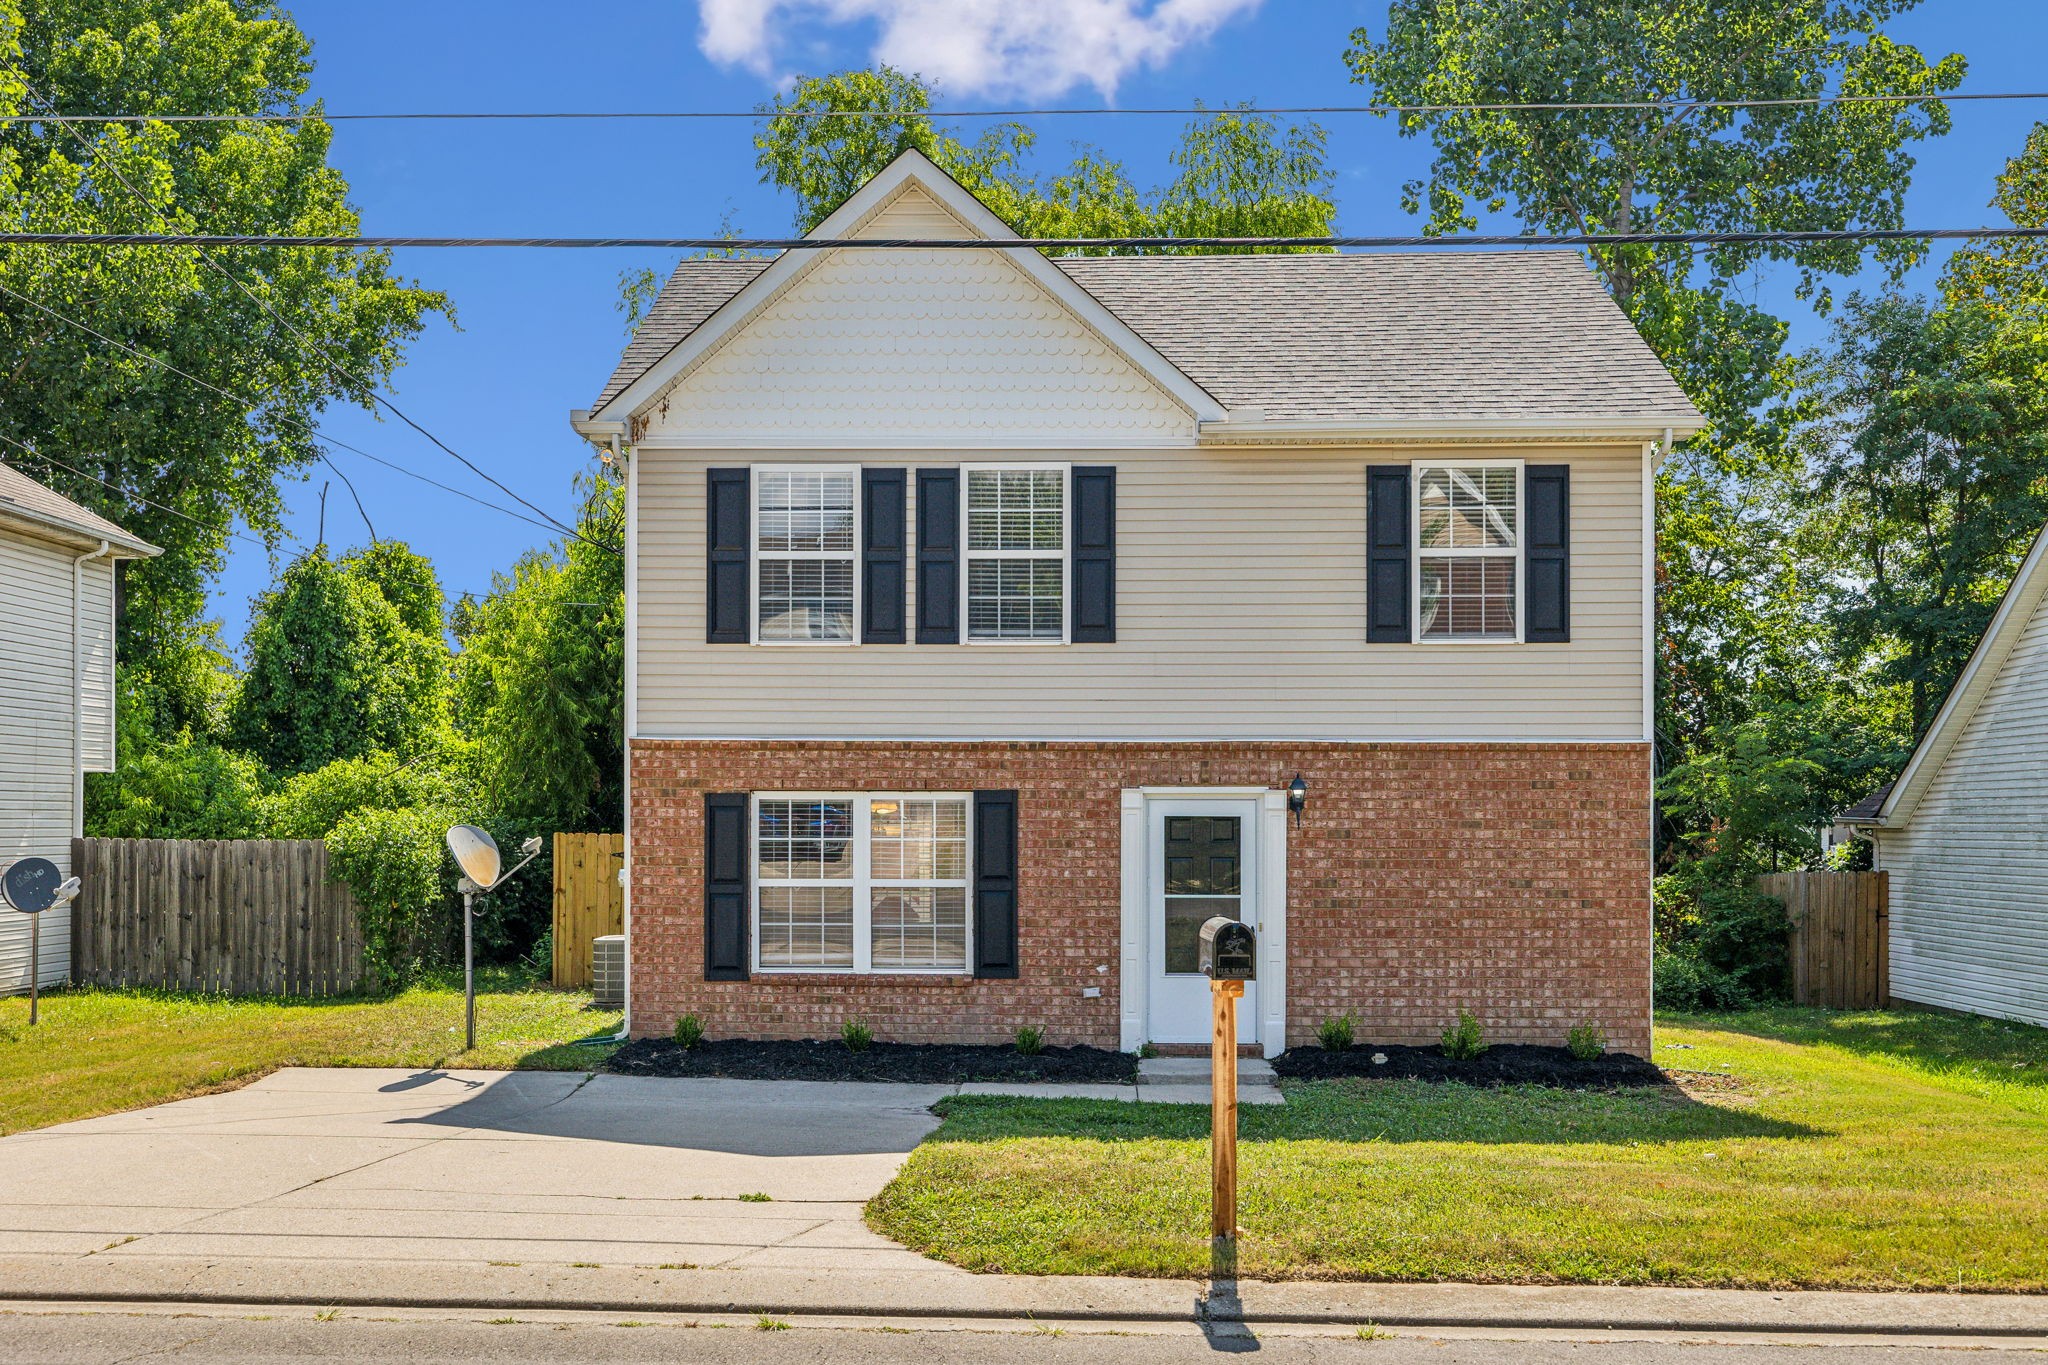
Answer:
0, 227, 2042, 250
7, 66, 587, 548
0, 279, 620, 554
3, 89, 2040, 123
0, 429, 290, 552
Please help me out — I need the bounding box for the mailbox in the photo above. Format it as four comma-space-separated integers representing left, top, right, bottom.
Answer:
1198, 916, 1257, 981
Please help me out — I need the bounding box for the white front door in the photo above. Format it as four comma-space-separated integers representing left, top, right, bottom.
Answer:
1145, 798, 1259, 1046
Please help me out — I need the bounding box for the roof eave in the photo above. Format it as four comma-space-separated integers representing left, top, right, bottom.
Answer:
0, 503, 158, 557
1197, 413, 1707, 445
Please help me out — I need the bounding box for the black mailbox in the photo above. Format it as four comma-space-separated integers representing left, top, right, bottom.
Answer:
1198, 916, 1257, 981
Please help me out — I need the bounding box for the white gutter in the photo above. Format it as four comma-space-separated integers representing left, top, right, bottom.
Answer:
1197, 414, 1708, 445
72, 539, 111, 844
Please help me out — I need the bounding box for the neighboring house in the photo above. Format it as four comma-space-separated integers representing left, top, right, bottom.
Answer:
1838, 522, 2048, 1028
571, 150, 1703, 1057
0, 461, 158, 994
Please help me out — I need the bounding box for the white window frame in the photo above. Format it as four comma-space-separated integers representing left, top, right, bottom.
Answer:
960, 462, 1071, 646
1411, 457, 1525, 645
750, 791, 974, 976
749, 464, 862, 647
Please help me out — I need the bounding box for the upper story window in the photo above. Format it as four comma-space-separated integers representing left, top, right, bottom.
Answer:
754, 794, 970, 973
1415, 461, 1521, 642
754, 467, 857, 643
964, 465, 1067, 643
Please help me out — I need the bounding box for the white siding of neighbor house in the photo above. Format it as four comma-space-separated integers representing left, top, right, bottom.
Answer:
633, 443, 1648, 741
1876, 592, 2048, 1028
631, 238, 1196, 448
0, 526, 109, 991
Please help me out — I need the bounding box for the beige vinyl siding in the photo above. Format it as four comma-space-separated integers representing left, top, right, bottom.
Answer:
1877, 593, 2048, 1028
853, 184, 976, 239
634, 443, 1647, 740
0, 526, 79, 991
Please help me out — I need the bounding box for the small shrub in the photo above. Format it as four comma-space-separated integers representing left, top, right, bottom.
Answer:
841, 1018, 874, 1053
673, 1013, 705, 1050
518, 928, 553, 982
1440, 1009, 1488, 1061
1137, 1041, 1159, 1059
1318, 1013, 1356, 1052
1014, 1025, 1045, 1056
1653, 949, 1758, 1012
1566, 1022, 1606, 1061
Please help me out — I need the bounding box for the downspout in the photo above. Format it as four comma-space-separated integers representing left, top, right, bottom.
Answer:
618, 432, 634, 1042
72, 539, 111, 885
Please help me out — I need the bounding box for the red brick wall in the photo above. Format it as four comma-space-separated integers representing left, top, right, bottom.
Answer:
627, 741, 1652, 1056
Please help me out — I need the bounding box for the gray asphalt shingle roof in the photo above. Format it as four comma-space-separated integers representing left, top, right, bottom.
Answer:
591, 250, 1700, 427
0, 460, 158, 555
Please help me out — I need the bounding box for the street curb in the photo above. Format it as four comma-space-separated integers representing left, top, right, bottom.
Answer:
3, 1259, 2046, 1340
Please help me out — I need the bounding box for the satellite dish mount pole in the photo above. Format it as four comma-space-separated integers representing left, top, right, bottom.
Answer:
457, 876, 479, 1051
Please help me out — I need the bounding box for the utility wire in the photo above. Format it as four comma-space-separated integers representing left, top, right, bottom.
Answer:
8, 67, 585, 547
2, 89, 2038, 122
1, 226, 2042, 249
0, 428, 289, 552
0, 279, 619, 553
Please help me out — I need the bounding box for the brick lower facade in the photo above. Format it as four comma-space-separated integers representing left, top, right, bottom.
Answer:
627, 740, 1653, 1056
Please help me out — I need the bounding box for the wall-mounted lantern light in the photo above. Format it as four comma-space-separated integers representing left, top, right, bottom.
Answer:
1287, 773, 1308, 826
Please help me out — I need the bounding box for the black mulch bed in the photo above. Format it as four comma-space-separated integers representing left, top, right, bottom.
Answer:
1273, 1042, 1669, 1090
605, 1037, 1138, 1084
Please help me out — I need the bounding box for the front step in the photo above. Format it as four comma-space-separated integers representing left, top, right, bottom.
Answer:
1138, 1056, 1277, 1088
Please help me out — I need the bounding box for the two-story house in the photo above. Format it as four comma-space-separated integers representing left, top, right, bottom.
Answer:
571, 150, 1702, 1058
1, 461, 157, 993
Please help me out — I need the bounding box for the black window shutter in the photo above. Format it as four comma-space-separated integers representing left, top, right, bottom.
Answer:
1069, 466, 1116, 643
703, 793, 750, 980
706, 468, 750, 644
862, 468, 907, 643
1524, 464, 1571, 643
1366, 466, 1413, 643
972, 790, 1018, 979
916, 469, 960, 644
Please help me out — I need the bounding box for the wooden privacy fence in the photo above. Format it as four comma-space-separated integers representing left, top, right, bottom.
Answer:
70, 838, 365, 996
1758, 870, 1889, 1009
552, 832, 624, 988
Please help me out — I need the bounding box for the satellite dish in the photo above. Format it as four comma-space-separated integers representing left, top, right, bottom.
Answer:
445, 825, 502, 888
3, 857, 63, 914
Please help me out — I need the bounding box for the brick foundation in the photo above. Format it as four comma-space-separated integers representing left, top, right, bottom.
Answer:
627, 741, 1653, 1056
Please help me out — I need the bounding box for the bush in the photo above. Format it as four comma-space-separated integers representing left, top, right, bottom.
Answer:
1654, 871, 1791, 1004
841, 1018, 874, 1053
85, 739, 268, 839
1014, 1025, 1045, 1056
1441, 1009, 1488, 1060
1318, 1013, 1356, 1052
325, 803, 459, 985
674, 1014, 706, 1050
1653, 948, 1759, 1012
1566, 1022, 1607, 1061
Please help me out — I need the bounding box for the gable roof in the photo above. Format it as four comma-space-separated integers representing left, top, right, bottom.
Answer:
0, 460, 158, 556
1846, 520, 2048, 829
583, 151, 1704, 440
586, 149, 1227, 430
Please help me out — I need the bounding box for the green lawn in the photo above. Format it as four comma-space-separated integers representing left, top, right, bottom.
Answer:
868, 1008, 2048, 1290
0, 971, 620, 1135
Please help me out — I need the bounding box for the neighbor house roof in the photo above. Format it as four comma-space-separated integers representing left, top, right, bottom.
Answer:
1842, 520, 2048, 830
590, 250, 1704, 434
0, 460, 158, 557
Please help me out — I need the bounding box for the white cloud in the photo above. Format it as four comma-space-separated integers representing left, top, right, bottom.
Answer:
697, 0, 1264, 100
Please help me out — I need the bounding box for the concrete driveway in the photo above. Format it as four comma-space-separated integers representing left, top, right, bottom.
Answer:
0, 1068, 961, 1275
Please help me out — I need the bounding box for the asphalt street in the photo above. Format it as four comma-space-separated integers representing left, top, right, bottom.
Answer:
0, 1305, 2040, 1364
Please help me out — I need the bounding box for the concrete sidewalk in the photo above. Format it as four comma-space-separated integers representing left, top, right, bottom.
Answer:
1, 1256, 2044, 1342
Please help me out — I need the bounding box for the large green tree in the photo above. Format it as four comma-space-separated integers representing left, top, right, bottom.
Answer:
1797, 294, 2048, 735
755, 66, 1337, 251
1942, 120, 2048, 324
1344, 1, 1963, 448
0, 1, 446, 736
229, 542, 452, 774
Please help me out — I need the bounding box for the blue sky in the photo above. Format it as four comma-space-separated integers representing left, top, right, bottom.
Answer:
205, 0, 2048, 648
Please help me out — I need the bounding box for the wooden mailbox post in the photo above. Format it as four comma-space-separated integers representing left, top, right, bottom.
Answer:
1197, 914, 1257, 1259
